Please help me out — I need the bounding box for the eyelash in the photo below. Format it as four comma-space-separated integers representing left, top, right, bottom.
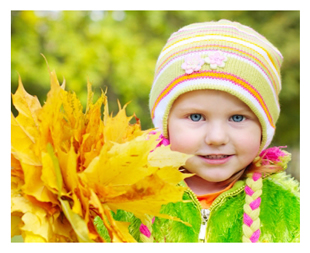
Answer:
188, 114, 246, 122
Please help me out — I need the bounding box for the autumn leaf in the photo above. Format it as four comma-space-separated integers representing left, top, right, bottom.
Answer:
103, 101, 142, 145
57, 142, 79, 194
11, 215, 22, 237
11, 113, 41, 166
21, 162, 59, 205
11, 62, 191, 242
59, 198, 94, 242
12, 76, 41, 143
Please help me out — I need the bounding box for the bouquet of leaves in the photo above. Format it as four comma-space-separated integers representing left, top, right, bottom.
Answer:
11, 64, 191, 242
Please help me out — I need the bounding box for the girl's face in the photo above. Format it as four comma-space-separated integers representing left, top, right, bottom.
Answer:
168, 90, 261, 183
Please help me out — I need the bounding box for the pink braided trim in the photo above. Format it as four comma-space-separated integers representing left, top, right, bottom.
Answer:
244, 172, 262, 243
244, 185, 254, 196
250, 229, 261, 243
139, 217, 156, 238
249, 197, 261, 210
243, 213, 253, 227
252, 172, 262, 181
139, 224, 151, 238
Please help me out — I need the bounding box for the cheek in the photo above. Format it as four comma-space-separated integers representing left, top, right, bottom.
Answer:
168, 128, 198, 154
170, 135, 195, 153
236, 128, 261, 158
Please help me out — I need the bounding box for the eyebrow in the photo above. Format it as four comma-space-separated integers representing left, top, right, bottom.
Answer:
175, 104, 254, 115
175, 103, 207, 111
175, 106, 205, 113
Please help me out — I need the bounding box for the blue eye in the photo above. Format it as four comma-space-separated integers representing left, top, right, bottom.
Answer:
189, 114, 203, 122
230, 115, 245, 122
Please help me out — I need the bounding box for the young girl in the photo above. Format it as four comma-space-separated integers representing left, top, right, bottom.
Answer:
99, 20, 300, 243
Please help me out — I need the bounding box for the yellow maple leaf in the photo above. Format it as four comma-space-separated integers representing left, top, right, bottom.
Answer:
12, 76, 41, 142
103, 100, 143, 145
11, 61, 191, 243
11, 113, 41, 166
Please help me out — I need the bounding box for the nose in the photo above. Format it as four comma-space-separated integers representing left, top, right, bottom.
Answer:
204, 122, 229, 146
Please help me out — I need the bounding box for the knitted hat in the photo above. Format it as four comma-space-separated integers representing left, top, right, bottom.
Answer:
149, 20, 283, 151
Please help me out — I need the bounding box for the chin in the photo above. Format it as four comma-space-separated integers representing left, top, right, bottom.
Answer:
199, 172, 234, 183
206, 177, 230, 183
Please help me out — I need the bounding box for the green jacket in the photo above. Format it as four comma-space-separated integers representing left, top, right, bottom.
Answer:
95, 172, 300, 243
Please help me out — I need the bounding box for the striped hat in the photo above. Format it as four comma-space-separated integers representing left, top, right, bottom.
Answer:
149, 20, 283, 151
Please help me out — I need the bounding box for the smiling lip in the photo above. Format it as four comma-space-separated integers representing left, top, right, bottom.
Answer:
198, 154, 233, 165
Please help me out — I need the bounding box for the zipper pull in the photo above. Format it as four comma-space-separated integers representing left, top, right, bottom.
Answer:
198, 209, 210, 241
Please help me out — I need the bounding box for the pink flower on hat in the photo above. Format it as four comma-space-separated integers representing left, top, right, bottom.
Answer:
205, 50, 228, 69
181, 55, 205, 74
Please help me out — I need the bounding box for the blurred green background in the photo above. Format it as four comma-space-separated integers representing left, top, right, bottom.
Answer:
11, 10, 300, 180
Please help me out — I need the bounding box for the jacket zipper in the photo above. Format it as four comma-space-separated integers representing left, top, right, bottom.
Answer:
185, 184, 245, 242
198, 209, 210, 241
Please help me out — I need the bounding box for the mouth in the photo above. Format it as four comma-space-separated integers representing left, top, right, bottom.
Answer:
200, 154, 232, 159
198, 154, 233, 164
